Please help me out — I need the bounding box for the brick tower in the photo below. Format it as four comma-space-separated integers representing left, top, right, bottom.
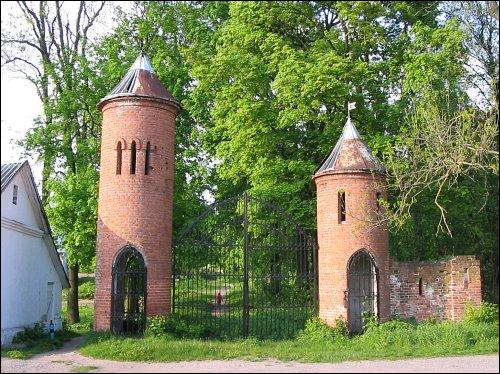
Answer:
93, 53, 180, 333
313, 116, 389, 333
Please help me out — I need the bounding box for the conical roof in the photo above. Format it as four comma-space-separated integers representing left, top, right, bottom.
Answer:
98, 52, 180, 110
314, 118, 386, 175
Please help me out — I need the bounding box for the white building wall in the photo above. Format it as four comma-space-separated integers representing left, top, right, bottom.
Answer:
1, 171, 64, 346
1, 172, 39, 227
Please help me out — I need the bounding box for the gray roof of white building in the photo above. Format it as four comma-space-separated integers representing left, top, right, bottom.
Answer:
1, 162, 25, 192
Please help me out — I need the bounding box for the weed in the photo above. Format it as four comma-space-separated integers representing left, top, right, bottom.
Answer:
463, 301, 499, 324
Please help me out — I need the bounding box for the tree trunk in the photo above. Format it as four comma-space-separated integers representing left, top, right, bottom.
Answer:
68, 263, 80, 324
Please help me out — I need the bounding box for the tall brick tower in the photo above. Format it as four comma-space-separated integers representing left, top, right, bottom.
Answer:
313, 116, 389, 333
93, 53, 180, 333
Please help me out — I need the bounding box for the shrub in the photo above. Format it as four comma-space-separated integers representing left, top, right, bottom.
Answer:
423, 315, 439, 325
463, 301, 499, 324
146, 314, 210, 339
298, 316, 347, 342
363, 316, 416, 333
12, 322, 47, 344
79, 281, 95, 300
146, 315, 169, 337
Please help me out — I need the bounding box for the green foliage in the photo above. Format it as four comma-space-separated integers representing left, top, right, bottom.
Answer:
78, 281, 95, 300
2, 322, 76, 360
145, 315, 169, 337
146, 313, 209, 339
12, 322, 47, 344
298, 317, 348, 342
463, 302, 499, 325
363, 316, 417, 334
81, 319, 498, 363
3, 350, 26, 359
63, 305, 94, 335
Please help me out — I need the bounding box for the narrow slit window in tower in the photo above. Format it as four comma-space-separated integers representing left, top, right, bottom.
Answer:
339, 191, 346, 223
130, 141, 136, 174
145, 141, 151, 175
116, 142, 122, 175
463, 268, 469, 289
418, 278, 423, 296
376, 192, 381, 213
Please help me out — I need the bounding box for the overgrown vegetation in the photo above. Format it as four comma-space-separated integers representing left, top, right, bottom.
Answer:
81, 312, 499, 363
463, 301, 499, 325
78, 281, 95, 300
1, 298, 93, 360
1, 322, 77, 360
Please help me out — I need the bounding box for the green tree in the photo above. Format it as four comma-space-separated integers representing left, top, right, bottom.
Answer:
1, 1, 106, 323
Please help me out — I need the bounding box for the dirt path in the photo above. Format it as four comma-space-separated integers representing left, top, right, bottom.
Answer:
1, 337, 498, 373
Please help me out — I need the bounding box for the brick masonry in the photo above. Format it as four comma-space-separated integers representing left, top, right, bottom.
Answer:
314, 169, 482, 329
314, 170, 390, 327
390, 255, 482, 321
93, 96, 178, 331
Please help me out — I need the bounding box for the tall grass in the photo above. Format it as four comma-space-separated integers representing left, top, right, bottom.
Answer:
80, 316, 499, 363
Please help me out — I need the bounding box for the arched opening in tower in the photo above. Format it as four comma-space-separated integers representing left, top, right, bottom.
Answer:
347, 250, 378, 333
111, 245, 147, 335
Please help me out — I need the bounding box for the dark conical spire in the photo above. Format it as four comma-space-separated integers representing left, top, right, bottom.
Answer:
314, 117, 386, 175
98, 52, 180, 110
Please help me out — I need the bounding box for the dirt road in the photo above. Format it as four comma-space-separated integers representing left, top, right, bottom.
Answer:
1, 337, 498, 373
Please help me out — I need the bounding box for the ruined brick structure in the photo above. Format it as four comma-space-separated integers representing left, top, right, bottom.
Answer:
314, 117, 482, 331
390, 255, 482, 321
93, 53, 180, 331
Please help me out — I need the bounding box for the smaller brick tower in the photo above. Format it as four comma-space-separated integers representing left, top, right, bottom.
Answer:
93, 53, 180, 333
313, 116, 389, 333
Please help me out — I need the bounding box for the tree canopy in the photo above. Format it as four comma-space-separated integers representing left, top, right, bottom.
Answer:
2, 1, 498, 307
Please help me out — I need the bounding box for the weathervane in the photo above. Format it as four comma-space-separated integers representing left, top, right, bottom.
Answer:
347, 101, 356, 120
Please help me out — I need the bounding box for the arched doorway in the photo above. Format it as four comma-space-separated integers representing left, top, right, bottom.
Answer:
347, 250, 378, 333
111, 245, 147, 335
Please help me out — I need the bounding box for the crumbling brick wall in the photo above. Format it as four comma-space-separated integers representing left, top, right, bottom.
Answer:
389, 255, 482, 321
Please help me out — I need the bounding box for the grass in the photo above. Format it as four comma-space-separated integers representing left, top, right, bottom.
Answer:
4, 288, 498, 363
1, 329, 77, 360
78, 320, 498, 363
1, 295, 93, 360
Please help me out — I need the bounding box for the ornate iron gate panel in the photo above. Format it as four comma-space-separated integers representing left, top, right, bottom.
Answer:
173, 193, 317, 339
111, 245, 147, 335
347, 250, 378, 333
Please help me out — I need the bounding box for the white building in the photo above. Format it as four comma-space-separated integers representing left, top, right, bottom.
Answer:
1, 161, 69, 345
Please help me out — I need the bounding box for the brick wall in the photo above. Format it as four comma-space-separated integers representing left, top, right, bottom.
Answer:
314, 170, 390, 326
390, 255, 482, 321
94, 96, 178, 331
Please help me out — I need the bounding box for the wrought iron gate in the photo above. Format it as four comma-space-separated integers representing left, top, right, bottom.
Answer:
347, 250, 378, 333
111, 245, 147, 335
172, 193, 317, 339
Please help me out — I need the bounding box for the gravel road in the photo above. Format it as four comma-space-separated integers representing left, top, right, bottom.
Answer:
1, 336, 498, 373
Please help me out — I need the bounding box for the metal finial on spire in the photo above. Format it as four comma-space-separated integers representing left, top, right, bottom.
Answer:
347, 101, 356, 121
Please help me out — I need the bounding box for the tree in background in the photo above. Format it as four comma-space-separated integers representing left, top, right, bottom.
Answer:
2, 0, 498, 310
1, 1, 106, 323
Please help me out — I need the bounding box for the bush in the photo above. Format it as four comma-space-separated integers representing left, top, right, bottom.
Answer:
146, 314, 210, 339
79, 281, 95, 300
12, 322, 47, 344
146, 315, 169, 337
463, 301, 499, 324
363, 315, 417, 333
298, 316, 348, 342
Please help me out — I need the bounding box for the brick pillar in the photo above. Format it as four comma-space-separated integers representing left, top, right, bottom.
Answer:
93, 97, 177, 331
314, 171, 390, 327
